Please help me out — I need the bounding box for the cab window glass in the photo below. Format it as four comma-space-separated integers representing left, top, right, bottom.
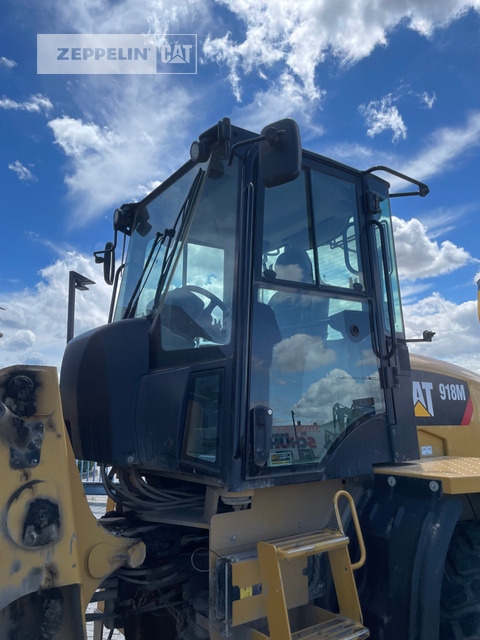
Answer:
183, 372, 222, 464
310, 170, 363, 290
250, 288, 384, 471
160, 153, 238, 350
250, 165, 384, 476
262, 170, 314, 284
374, 198, 404, 335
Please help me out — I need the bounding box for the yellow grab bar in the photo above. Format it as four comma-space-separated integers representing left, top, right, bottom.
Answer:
333, 490, 366, 571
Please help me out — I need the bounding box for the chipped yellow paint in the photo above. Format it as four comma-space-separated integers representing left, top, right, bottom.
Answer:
0, 365, 145, 638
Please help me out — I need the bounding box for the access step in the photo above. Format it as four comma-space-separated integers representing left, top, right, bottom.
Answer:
291, 616, 369, 640
255, 491, 368, 640
268, 528, 349, 560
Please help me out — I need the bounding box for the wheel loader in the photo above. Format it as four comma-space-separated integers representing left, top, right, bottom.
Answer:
1, 117, 480, 640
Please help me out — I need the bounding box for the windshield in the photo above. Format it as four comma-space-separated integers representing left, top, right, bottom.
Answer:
114, 160, 209, 321
114, 147, 239, 351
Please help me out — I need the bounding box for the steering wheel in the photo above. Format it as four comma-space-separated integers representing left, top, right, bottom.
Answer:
175, 285, 228, 343
181, 285, 227, 314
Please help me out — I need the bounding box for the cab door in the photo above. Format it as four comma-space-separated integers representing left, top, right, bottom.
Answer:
364, 173, 419, 463
247, 159, 397, 482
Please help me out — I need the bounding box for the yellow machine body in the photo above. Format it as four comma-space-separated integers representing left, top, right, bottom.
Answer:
410, 353, 480, 458
0, 365, 145, 639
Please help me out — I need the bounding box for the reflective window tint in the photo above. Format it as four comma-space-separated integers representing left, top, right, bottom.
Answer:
184, 372, 222, 464
251, 164, 384, 475
250, 288, 384, 470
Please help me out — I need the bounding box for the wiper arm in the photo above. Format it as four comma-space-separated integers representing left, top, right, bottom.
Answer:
122, 230, 164, 319
122, 168, 206, 321
152, 168, 206, 312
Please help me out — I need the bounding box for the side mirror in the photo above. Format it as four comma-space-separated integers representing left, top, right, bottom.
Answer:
94, 241, 115, 285
259, 118, 302, 188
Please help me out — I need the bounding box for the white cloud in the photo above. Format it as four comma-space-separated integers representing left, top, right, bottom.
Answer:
328, 109, 480, 184
45, 0, 207, 36
399, 281, 433, 304
136, 180, 162, 200
0, 329, 36, 352
8, 160, 36, 182
48, 117, 120, 156
0, 252, 111, 370
390, 111, 480, 189
0, 93, 53, 114
231, 72, 324, 135
273, 334, 336, 373
404, 292, 480, 374
324, 142, 377, 165
46, 79, 194, 223
419, 91, 437, 109
393, 216, 472, 280
359, 94, 407, 142
340, 111, 480, 194
204, 0, 480, 103
293, 368, 384, 424
0, 56, 17, 69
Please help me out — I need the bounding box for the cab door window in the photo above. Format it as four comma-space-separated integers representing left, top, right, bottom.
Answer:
250, 165, 384, 475
311, 170, 363, 290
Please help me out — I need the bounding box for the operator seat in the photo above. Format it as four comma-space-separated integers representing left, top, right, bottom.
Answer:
269, 248, 328, 339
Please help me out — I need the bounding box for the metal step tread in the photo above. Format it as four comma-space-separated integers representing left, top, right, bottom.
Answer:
291, 616, 369, 640
266, 528, 349, 559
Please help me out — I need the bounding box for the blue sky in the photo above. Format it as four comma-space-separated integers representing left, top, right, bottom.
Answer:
1, 0, 480, 372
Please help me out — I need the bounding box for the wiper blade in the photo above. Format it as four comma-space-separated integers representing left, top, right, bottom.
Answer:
152, 168, 206, 311
122, 230, 164, 319
122, 167, 206, 321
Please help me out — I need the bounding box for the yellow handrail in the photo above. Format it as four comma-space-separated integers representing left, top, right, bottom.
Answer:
333, 490, 366, 571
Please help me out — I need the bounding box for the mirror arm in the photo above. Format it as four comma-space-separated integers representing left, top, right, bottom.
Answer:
405, 330, 436, 343
228, 130, 285, 166
362, 165, 429, 198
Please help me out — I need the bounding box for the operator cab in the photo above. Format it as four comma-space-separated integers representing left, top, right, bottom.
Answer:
61, 118, 422, 491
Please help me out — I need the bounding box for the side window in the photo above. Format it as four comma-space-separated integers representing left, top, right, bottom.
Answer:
183, 372, 223, 464
261, 168, 364, 293
160, 152, 238, 351
310, 170, 363, 290
374, 198, 404, 335
262, 170, 313, 284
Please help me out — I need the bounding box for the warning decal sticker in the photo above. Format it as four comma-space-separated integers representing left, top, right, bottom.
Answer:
412, 369, 472, 426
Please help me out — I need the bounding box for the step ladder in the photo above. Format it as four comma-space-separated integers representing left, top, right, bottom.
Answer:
254, 490, 369, 640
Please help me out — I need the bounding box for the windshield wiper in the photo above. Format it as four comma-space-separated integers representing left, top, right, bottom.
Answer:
152, 168, 205, 312
122, 168, 205, 321
122, 230, 164, 319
